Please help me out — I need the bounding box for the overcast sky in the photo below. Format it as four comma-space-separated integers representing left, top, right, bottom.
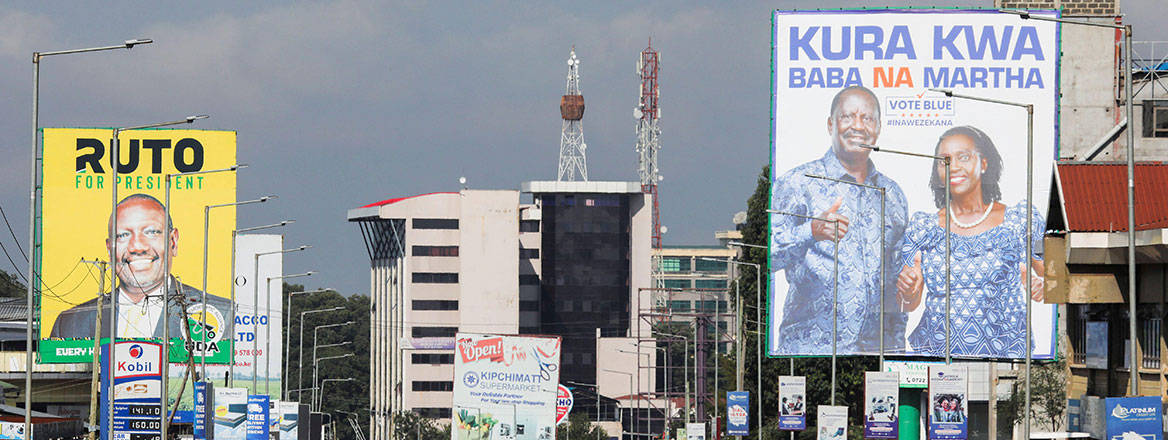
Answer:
0, 1, 1161, 295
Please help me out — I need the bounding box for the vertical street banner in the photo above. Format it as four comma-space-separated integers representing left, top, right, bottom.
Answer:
247, 394, 270, 440
727, 391, 750, 436
863, 371, 899, 439
769, 9, 1060, 360
195, 381, 214, 439
1105, 396, 1163, 440
99, 341, 164, 440
817, 405, 848, 440
268, 399, 281, 436
778, 376, 806, 430
451, 333, 562, 440
685, 423, 706, 440
39, 128, 238, 364
214, 387, 249, 440
928, 365, 968, 440
278, 401, 300, 439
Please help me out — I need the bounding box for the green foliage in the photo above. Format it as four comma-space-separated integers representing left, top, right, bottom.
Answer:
284, 283, 370, 439
393, 410, 447, 440
999, 360, 1066, 431
0, 269, 25, 298
555, 413, 608, 440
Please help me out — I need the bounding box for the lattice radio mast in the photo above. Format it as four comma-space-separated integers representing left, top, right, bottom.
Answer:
635, 40, 662, 248
558, 48, 588, 181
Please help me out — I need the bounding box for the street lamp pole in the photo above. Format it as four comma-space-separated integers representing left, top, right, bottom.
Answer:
314, 353, 355, 410
266, 271, 315, 395
928, 86, 1036, 440
313, 322, 354, 407
229, 220, 294, 386
602, 369, 635, 439
283, 290, 335, 400
298, 307, 345, 402
768, 210, 839, 404
201, 196, 273, 380
657, 333, 690, 424
27, 38, 152, 436
319, 378, 357, 411
700, 256, 760, 435
804, 173, 888, 370
728, 241, 764, 436
860, 143, 953, 364
251, 245, 310, 391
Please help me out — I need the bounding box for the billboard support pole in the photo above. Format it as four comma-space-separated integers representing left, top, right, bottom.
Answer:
82, 259, 106, 440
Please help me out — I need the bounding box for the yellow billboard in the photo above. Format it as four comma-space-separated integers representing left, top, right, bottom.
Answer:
39, 128, 237, 363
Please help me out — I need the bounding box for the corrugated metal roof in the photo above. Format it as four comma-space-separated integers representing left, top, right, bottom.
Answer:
1056, 162, 1168, 232
0, 297, 26, 321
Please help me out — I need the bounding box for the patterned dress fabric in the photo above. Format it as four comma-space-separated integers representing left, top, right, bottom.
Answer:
771, 149, 908, 354
900, 202, 1044, 358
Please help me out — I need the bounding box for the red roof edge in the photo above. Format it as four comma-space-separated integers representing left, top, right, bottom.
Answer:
360, 192, 458, 208
1057, 162, 1168, 232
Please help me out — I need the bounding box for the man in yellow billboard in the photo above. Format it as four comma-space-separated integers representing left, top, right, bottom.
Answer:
50, 193, 234, 340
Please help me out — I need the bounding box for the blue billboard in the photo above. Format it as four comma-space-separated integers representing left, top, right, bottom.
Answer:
726, 392, 749, 436
1106, 396, 1162, 440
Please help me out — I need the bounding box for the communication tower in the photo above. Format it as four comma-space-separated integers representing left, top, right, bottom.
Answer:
558, 48, 588, 181
635, 41, 662, 248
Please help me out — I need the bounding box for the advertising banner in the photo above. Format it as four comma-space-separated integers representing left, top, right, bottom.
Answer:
863, 371, 898, 439
247, 394, 270, 440
768, 9, 1060, 359
1105, 396, 1163, 440
555, 384, 573, 425
727, 391, 750, 436
451, 333, 562, 440
0, 423, 24, 440
817, 405, 848, 440
778, 376, 806, 430
99, 341, 164, 440
279, 401, 300, 439
928, 365, 968, 440
882, 360, 940, 388
195, 381, 213, 439
685, 423, 706, 440
39, 128, 238, 364
1085, 321, 1108, 369
214, 387, 249, 440
269, 399, 281, 436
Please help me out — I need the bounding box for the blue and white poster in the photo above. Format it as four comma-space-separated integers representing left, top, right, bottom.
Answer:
99, 341, 164, 440
863, 371, 898, 439
726, 391, 750, 436
769, 9, 1060, 360
247, 394, 270, 440
1105, 396, 1163, 440
195, 381, 213, 439
779, 376, 806, 431
279, 401, 300, 439
928, 365, 967, 440
213, 387, 248, 440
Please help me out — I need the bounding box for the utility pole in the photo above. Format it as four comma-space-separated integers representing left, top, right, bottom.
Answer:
81, 258, 106, 440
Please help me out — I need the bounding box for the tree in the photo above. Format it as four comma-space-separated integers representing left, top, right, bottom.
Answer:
0, 269, 25, 298
392, 410, 447, 440
999, 360, 1066, 432
555, 413, 608, 440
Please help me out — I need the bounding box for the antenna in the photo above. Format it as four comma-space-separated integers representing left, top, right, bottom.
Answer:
635, 39, 662, 249
557, 48, 588, 181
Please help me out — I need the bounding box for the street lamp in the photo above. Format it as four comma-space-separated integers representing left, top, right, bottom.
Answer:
314, 353, 355, 410
251, 245, 311, 391
928, 86, 1038, 440
726, 240, 765, 436
112, 116, 215, 440
804, 173, 889, 370
229, 220, 294, 386
1000, 8, 1138, 399
283, 290, 336, 399
200, 196, 275, 379
859, 143, 954, 364
319, 377, 357, 411
313, 321, 355, 406
767, 210, 839, 404
297, 307, 346, 402
26, 38, 152, 435
656, 332, 691, 424
700, 256, 760, 435
601, 369, 634, 439
266, 271, 315, 394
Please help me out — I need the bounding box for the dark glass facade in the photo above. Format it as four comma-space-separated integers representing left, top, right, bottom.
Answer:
538, 193, 632, 386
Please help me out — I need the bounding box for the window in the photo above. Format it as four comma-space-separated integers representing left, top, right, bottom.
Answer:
519, 248, 540, 259
413, 300, 458, 311
695, 259, 727, 272
413, 218, 459, 229
519, 275, 541, 285
1143, 100, 1168, 138
412, 327, 458, 338
519, 300, 540, 312
661, 257, 691, 272
1141, 309, 1162, 369
413, 272, 459, 283
413, 245, 459, 257
663, 279, 691, 289
695, 279, 727, 289
668, 300, 691, 312
1067, 304, 1087, 365
519, 220, 540, 232
412, 353, 454, 364
695, 300, 729, 313
412, 381, 454, 392
414, 408, 451, 419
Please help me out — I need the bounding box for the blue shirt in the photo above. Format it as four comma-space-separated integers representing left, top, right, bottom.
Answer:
770, 149, 908, 354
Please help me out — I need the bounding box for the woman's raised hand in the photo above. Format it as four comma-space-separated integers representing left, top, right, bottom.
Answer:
897, 252, 925, 312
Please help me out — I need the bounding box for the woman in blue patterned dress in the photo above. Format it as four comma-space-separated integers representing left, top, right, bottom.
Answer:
895, 126, 1045, 358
